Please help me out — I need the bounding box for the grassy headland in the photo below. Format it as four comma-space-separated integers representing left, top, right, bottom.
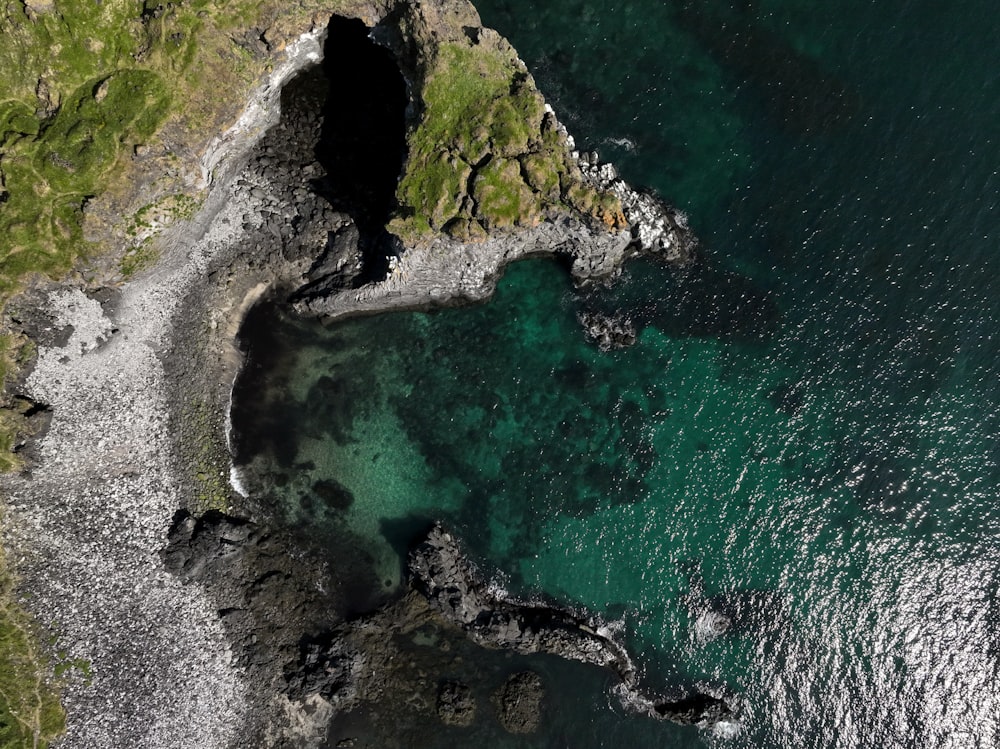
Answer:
390, 37, 624, 242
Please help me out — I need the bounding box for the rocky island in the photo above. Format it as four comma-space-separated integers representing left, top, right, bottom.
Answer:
0, 1, 720, 746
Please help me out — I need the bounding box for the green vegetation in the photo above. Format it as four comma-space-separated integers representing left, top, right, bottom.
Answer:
0, 0, 356, 740
119, 193, 200, 277
53, 658, 92, 684
0, 548, 65, 749
390, 39, 624, 242
0, 69, 171, 296
472, 156, 540, 229
184, 397, 231, 513
0, 0, 356, 465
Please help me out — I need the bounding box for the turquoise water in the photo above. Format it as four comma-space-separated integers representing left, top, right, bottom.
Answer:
232, 1, 1000, 746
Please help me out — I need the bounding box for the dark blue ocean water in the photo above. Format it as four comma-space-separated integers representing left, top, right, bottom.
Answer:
232, 1, 1000, 746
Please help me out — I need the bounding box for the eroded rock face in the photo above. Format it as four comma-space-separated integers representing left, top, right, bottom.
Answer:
409, 525, 637, 678
225, 65, 362, 293
408, 524, 734, 727
159, 508, 381, 745
164, 507, 734, 744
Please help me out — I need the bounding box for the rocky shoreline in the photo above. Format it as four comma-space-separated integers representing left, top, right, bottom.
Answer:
0, 2, 715, 747
407, 524, 732, 726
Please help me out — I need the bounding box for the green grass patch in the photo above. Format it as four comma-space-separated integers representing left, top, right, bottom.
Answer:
391, 41, 547, 240
53, 658, 91, 684
472, 156, 541, 230
0, 548, 65, 749
390, 39, 623, 242
0, 70, 173, 299
119, 238, 160, 278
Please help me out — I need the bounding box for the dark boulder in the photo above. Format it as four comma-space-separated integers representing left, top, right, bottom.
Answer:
492, 671, 544, 734
577, 309, 637, 351
436, 680, 476, 726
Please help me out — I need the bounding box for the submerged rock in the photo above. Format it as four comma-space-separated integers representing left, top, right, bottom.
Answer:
578, 309, 637, 351
437, 680, 476, 726
492, 671, 544, 734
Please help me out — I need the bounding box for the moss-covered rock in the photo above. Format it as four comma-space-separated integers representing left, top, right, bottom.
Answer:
388, 8, 623, 243
472, 157, 541, 231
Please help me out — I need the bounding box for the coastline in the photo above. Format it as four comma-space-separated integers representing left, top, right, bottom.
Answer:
0, 4, 701, 746
0, 28, 336, 746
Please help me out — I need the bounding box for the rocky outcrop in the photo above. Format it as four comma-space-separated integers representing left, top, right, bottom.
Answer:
268, 523, 733, 737
408, 524, 733, 726
492, 671, 544, 734
293, 215, 631, 319
377, 0, 625, 242
578, 150, 699, 266
409, 524, 637, 678
577, 309, 638, 351
159, 508, 384, 745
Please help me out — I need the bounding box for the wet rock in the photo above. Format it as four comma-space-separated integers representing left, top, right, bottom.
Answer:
408, 523, 734, 727
162, 509, 254, 583
649, 691, 733, 725
285, 633, 362, 703
492, 671, 543, 734
577, 309, 637, 351
579, 153, 698, 266
409, 524, 636, 678
436, 680, 476, 726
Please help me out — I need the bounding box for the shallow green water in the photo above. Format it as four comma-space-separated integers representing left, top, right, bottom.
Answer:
232, 0, 1000, 746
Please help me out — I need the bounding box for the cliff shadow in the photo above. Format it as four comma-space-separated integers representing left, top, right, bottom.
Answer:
311, 15, 408, 281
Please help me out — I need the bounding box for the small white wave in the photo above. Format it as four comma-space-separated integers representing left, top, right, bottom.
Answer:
710, 719, 742, 739
694, 609, 731, 642
224, 366, 248, 498
229, 465, 249, 497
486, 578, 509, 600
604, 136, 637, 152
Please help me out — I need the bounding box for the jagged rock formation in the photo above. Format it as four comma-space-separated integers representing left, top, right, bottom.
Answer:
159, 507, 388, 745
578, 150, 699, 266
272, 523, 733, 737
577, 309, 638, 351
409, 525, 637, 678
408, 524, 733, 726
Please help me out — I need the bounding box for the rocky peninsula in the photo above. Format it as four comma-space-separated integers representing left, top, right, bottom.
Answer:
0, 0, 717, 746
